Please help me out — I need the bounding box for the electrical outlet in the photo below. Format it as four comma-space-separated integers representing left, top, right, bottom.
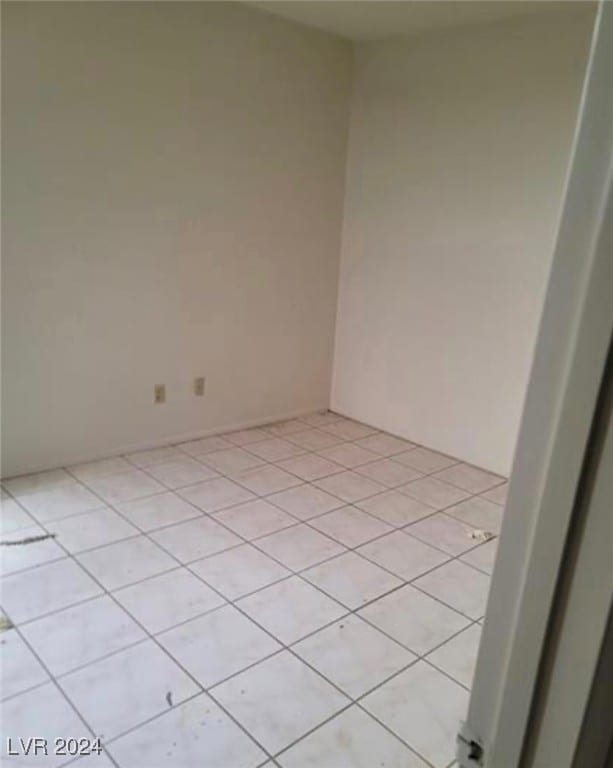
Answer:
194, 376, 205, 397
154, 384, 166, 404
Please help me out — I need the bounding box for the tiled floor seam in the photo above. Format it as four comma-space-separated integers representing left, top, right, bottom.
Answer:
1, 481, 495, 586
2, 418, 505, 498
25, 592, 472, 768
2, 621, 112, 766
4, 471, 491, 632
8, 481, 472, 768
127, 472, 489, 627
3, 487, 490, 651
2, 434, 503, 533
8, 487, 280, 768
60, 452, 478, 766
2, 418, 501, 767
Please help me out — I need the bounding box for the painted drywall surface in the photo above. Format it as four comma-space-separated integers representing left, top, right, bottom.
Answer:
331, 9, 595, 475
2, 2, 352, 477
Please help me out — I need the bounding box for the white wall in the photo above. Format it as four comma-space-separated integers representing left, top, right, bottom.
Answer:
2, 2, 352, 477
331, 8, 595, 475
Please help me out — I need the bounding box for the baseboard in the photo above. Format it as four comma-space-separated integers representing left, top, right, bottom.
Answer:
1, 404, 330, 480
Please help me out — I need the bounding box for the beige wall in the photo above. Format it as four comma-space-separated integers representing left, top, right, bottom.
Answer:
331, 8, 594, 475
2, 2, 352, 476
2, 3, 596, 479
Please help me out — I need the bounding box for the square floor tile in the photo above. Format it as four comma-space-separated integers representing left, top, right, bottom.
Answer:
223, 427, 270, 446
21, 595, 146, 677
212, 651, 348, 754
354, 433, 415, 457
237, 577, 347, 644
460, 538, 499, 575
159, 604, 281, 688
321, 420, 377, 441
1, 498, 36, 534
178, 477, 255, 513
314, 471, 385, 503
294, 616, 415, 698
399, 476, 471, 509
268, 484, 343, 521
77, 536, 176, 590
356, 490, 434, 527
393, 447, 458, 473
286, 429, 344, 451
109, 693, 266, 768
233, 465, 303, 496
245, 438, 305, 462
255, 525, 345, 571
362, 661, 469, 768
201, 447, 265, 474
356, 458, 422, 488
114, 568, 225, 634
59, 640, 199, 739
317, 444, 379, 469
275, 454, 343, 482
427, 623, 482, 688
124, 445, 184, 469
263, 419, 307, 437
414, 561, 490, 619
84, 470, 165, 505
358, 584, 469, 655
49, 508, 138, 553
145, 457, 219, 489
445, 496, 504, 535
68, 457, 133, 483
178, 435, 233, 456
213, 499, 296, 540
18, 483, 104, 524
1, 525, 66, 575
303, 551, 402, 609
2, 558, 103, 624
3, 469, 74, 498
357, 531, 449, 581
278, 706, 427, 768
433, 463, 504, 494
190, 544, 290, 600
309, 506, 392, 548
481, 482, 509, 505
116, 492, 201, 532
1, 629, 49, 700
405, 512, 478, 555
150, 517, 241, 564
1, 683, 91, 767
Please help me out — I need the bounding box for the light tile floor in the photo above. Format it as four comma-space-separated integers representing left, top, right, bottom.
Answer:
0, 412, 507, 768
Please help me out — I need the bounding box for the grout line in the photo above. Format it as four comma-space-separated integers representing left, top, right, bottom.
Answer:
2, 427, 503, 533
4, 489, 474, 768
3, 454, 495, 625
4, 455, 494, 625
6, 485, 280, 768
77, 463, 484, 768
0, 621, 115, 767
1, 416, 504, 767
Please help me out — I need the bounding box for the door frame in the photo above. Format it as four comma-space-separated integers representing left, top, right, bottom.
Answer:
458, 2, 613, 765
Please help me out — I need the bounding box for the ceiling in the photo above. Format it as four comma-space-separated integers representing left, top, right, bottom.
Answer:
247, 1, 588, 41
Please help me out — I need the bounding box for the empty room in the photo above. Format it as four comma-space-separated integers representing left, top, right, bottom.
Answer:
3, 2, 611, 768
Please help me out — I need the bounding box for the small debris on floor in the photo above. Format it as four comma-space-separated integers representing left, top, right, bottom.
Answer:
166, 691, 173, 707
0, 616, 14, 632
469, 529, 494, 542
1, 533, 57, 547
